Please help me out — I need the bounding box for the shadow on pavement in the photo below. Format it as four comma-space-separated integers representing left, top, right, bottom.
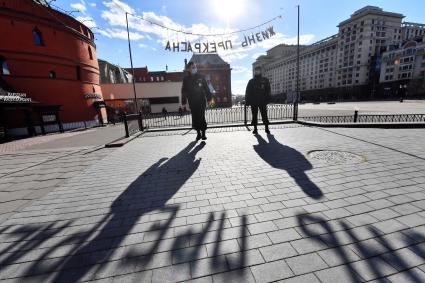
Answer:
254, 134, 323, 199
297, 213, 425, 283
0, 141, 248, 282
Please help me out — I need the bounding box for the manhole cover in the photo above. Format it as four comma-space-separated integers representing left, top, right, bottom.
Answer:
308, 150, 366, 164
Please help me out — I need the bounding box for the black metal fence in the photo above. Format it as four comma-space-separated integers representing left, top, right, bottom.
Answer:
123, 112, 143, 137
299, 113, 425, 124
122, 104, 425, 136
139, 104, 294, 129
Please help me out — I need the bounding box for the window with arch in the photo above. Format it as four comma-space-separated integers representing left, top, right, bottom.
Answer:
48, 71, 56, 78
0, 56, 11, 75
88, 46, 93, 60
32, 28, 43, 46
76, 66, 81, 80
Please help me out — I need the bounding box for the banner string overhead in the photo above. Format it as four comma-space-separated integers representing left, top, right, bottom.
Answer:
124, 12, 283, 53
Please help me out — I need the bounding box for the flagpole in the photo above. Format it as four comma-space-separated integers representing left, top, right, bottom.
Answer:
125, 12, 138, 113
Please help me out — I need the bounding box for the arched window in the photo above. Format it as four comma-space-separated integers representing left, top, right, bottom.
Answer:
76, 66, 81, 80
32, 28, 43, 46
48, 71, 56, 78
0, 56, 10, 75
88, 46, 93, 60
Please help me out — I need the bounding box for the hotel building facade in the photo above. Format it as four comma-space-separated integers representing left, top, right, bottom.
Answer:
254, 6, 425, 101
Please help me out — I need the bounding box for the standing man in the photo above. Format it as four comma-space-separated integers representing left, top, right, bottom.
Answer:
182, 62, 213, 141
162, 107, 168, 119
245, 66, 272, 134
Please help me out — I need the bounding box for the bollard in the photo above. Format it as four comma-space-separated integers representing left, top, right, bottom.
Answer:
138, 111, 144, 131
244, 104, 247, 125
123, 113, 129, 137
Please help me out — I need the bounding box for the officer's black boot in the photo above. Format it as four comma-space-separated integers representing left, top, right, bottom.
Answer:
265, 125, 270, 134
196, 130, 201, 141
201, 130, 207, 140
252, 126, 258, 135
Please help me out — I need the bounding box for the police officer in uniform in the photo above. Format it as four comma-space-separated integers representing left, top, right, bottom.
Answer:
182, 62, 213, 141
245, 66, 272, 134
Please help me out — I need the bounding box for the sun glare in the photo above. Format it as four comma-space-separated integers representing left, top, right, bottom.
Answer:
211, 0, 245, 25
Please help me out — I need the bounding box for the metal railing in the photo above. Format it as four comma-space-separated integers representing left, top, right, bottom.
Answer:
140, 104, 294, 129
122, 105, 424, 134
123, 112, 143, 137
299, 113, 425, 124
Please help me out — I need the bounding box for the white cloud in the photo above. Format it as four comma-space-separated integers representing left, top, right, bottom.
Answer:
220, 52, 248, 63
101, 0, 135, 27
217, 44, 255, 63
138, 43, 148, 48
90, 2, 96, 7
97, 28, 144, 40
98, 0, 315, 68
232, 65, 248, 74
251, 52, 266, 59
232, 79, 250, 95
231, 65, 252, 79
71, 1, 87, 13
73, 1, 98, 29
76, 15, 97, 28
258, 32, 315, 49
100, 0, 238, 45
219, 32, 315, 63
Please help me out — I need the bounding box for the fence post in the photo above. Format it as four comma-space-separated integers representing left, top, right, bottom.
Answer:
123, 113, 129, 137
293, 101, 298, 121
244, 104, 247, 125
353, 110, 358, 123
138, 111, 144, 131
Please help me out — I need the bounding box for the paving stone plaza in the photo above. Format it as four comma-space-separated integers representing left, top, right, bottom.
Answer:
1, 125, 425, 282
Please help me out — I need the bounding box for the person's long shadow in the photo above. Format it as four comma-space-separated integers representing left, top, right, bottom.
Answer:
254, 134, 323, 199
23, 141, 205, 282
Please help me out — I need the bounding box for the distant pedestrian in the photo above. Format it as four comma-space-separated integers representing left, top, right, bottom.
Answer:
162, 107, 168, 119
182, 62, 213, 141
178, 106, 183, 116
245, 66, 272, 134
106, 106, 116, 125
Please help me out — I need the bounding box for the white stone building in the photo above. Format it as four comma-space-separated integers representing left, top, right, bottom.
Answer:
380, 38, 425, 83
254, 6, 424, 98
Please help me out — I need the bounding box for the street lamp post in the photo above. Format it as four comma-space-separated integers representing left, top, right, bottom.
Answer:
293, 5, 300, 121
125, 12, 139, 114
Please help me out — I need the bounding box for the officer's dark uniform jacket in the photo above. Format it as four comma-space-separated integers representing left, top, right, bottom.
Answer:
181, 73, 212, 130
245, 76, 271, 106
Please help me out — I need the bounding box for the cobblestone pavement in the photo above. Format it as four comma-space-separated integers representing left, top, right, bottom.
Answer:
0, 124, 125, 153
0, 132, 92, 153
0, 147, 115, 224
0, 125, 425, 282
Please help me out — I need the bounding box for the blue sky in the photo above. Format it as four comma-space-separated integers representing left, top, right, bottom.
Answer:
54, 0, 425, 94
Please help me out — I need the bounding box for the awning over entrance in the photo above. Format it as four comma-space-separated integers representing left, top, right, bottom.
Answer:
0, 78, 63, 141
